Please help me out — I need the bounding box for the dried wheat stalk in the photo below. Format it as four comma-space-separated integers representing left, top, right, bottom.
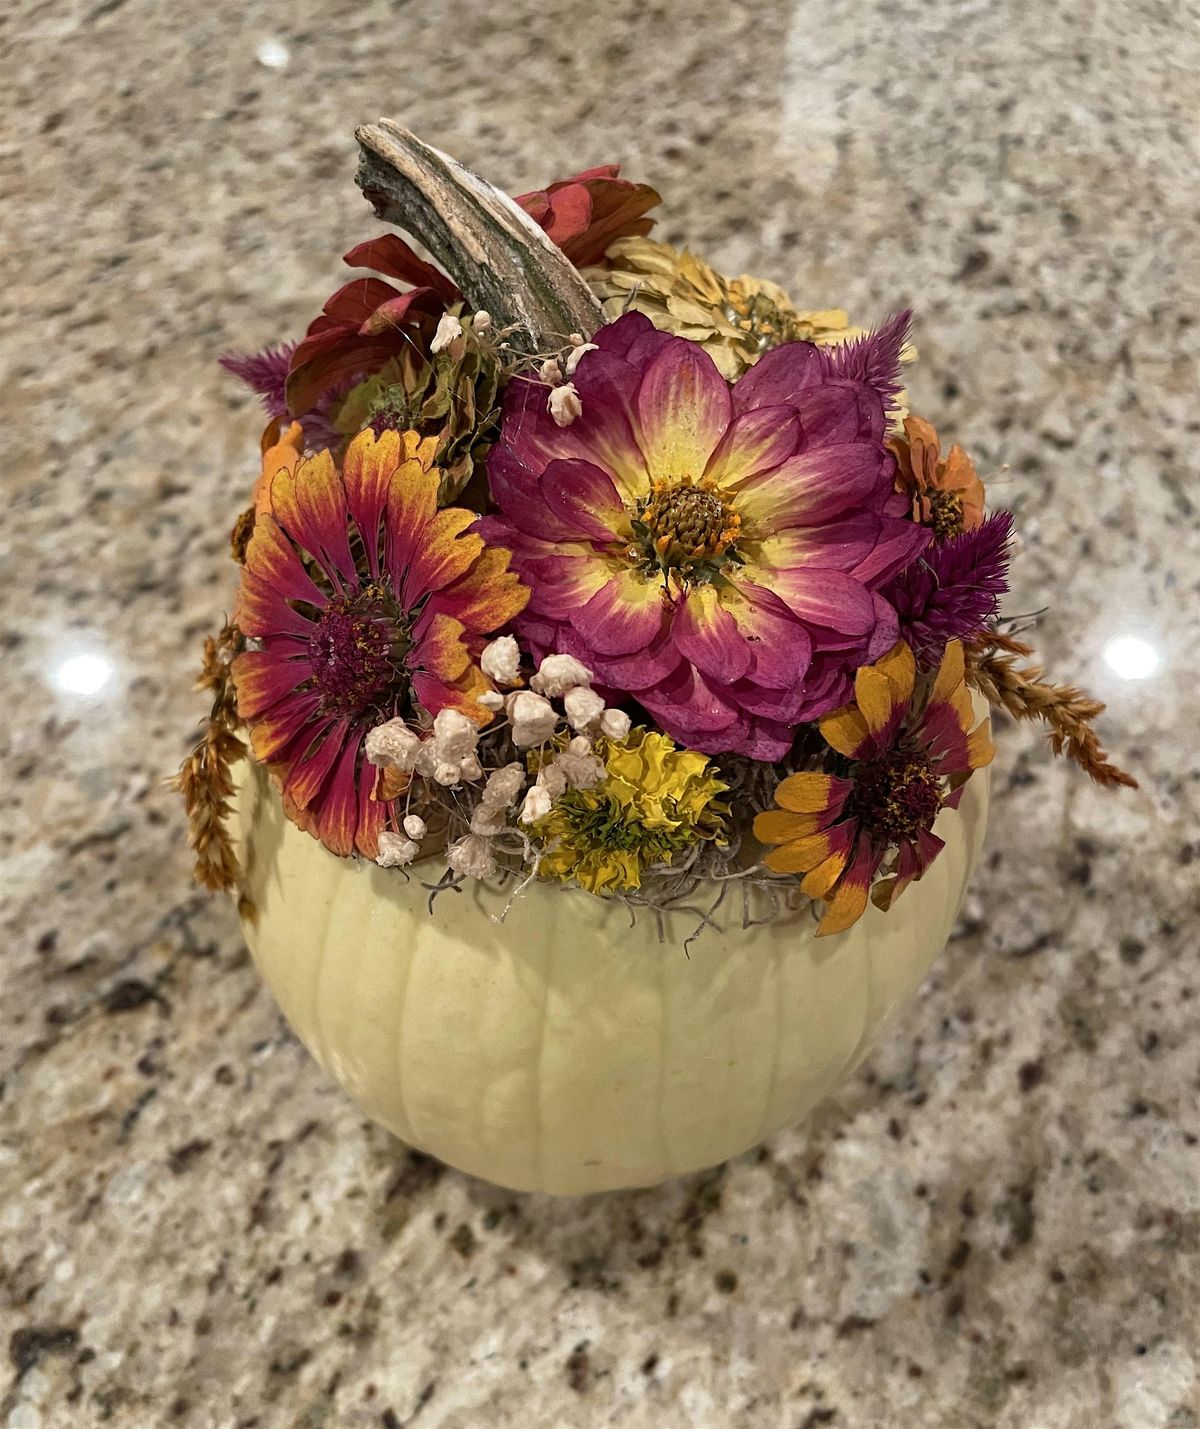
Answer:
171, 621, 248, 890
966, 632, 1137, 789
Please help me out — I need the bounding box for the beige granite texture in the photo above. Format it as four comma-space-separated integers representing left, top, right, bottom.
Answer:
2, 0, 1198, 1425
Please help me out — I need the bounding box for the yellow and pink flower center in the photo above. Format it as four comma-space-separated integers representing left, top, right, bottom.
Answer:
308, 588, 410, 721
632, 476, 741, 579
850, 750, 943, 844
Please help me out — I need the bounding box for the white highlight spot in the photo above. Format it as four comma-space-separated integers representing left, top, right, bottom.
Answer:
256, 38, 290, 69
1102, 635, 1160, 681
50, 651, 115, 697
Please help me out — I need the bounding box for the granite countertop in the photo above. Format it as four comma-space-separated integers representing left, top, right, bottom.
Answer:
2, 1, 1198, 1425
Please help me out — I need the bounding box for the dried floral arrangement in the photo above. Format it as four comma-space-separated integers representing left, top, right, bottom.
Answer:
176, 123, 1134, 942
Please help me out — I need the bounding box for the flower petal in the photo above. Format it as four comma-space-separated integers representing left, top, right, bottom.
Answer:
816, 838, 880, 935
241, 514, 327, 613
269, 450, 355, 588
672, 583, 751, 683
571, 569, 667, 656
244, 689, 323, 762
774, 771, 851, 817
732, 341, 825, 412
753, 808, 819, 845
401, 508, 481, 603
635, 339, 732, 481
282, 718, 350, 812
314, 730, 365, 858
820, 704, 872, 759
435, 545, 529, 634
231, 647, 313, 719
763, 568, 876, 638
341, 428, 402, 578
720, 580, 813, 690
234, 570, 317, 640
385, 452, 440, 574
732, 443, 886, 529
703, 406, 799, 486
543, 459, 632, 543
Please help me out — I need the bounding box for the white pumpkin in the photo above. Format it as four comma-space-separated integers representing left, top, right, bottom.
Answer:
229, 733, 989, 1196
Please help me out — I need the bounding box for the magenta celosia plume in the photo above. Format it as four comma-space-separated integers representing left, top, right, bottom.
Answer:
479, 311, 930, 758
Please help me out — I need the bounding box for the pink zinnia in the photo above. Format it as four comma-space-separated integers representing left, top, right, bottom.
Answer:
480, 312, 929, 759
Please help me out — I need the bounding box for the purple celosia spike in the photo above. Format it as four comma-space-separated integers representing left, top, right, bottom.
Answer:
819, 309, 912, 414
219, 342, 297, 422
884, 509, 1014, 666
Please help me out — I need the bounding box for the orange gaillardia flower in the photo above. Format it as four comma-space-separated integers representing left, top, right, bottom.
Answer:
889, 416, 985, 540
752, 640, 993, 934
232, 428, 527, 858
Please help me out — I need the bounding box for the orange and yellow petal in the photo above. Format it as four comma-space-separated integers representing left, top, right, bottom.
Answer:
753, 808, 819, 846
820, 703, 872, 759
772, 771, 849, 817
816, 840, 881, 936
268, 449, 354, 580
434, 544, 530, 634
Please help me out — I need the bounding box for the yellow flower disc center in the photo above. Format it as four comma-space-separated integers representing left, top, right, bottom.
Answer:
927, 488, 965, 541
634, 476, 741, 579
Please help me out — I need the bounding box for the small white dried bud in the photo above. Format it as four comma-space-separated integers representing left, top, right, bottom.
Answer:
434, 761, 463, 787
447, 833, 496, 880
365, 719, 425, 771
471, 310, 492, 333
519, 785, 554, 824
480, 634, 522, 687
477, 690, 505, 711
566, 735, 593, 757
430, 313, 464, 354
376, 831, 419, 868
557, 749, 605, 791
470, 804, 507, 836
564, 685, 606, 732
509, 690, 559, 748
432, 707, 479, 762
482, 763, 525, 809
599, 708, 632, 741
530, 653, 593, 697
538, 356, 563, 385
458, 756, 483, 784
548, 382, 583, 427
402, 814, 427, 841
535, 762, 567, 800
565, 342, 598, 375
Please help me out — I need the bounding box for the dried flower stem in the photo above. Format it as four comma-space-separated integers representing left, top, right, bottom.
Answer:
965, 632, 1137, 789
170, 621, 248, 890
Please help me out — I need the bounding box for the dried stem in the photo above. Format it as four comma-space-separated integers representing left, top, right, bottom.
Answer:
965, 632, 1137, 789
170, 621, 248, 890
355, 120, 603, 352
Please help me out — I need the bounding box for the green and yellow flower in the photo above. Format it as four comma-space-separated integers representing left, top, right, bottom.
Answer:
530, 729, 728, 894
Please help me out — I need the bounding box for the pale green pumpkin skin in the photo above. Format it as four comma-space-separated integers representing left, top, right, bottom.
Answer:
229, 735, 989, 1196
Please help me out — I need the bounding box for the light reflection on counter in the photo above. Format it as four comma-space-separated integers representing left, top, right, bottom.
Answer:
47, 649, 117, 699
1101, 634, 1162, 682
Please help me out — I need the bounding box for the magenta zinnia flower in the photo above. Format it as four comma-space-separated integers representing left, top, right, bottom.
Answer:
480, 311, 929, 758
232, 428, 528, 858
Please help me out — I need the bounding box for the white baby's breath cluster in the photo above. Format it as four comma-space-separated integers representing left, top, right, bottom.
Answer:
363, 643, 633, 879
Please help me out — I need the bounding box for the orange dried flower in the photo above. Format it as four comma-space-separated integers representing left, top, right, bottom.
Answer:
889, 415, 985, 540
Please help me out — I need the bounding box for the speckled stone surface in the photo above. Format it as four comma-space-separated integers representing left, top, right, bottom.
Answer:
2, 1, 1198, 1425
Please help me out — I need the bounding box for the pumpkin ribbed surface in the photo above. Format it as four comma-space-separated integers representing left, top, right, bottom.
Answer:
230, 732, 989, 1195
